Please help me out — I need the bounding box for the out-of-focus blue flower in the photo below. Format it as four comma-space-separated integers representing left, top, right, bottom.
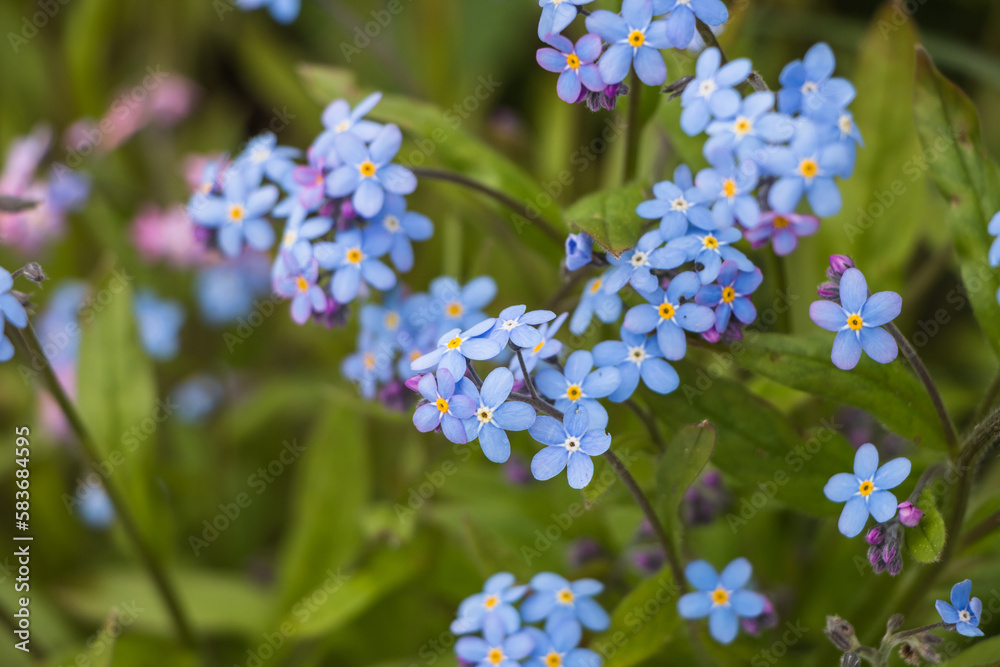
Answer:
653, 0, 729, 48
704, 92, 795, 163
48, 167, 91, 212
273, 246, 326, 325
513, 312, 567, 379
456, 368, 536, 463
680, 48, 751, 136
35, 281, 88, 367
537, 0, 594, 39
523, 621, 602, 667
521, 572, 610, 632
452, 571, 528, 635
936, 580, 985, 638
235, 0, 300, 24
677, 558, 766, 644
565, 233, 594, 271
233, 132, 298, 187
411, 319, 501, 379
325, 124, 417, 218
744, 211, 818, 256
569, 274, 623, 336
314, 226, 396, 303
75, 480, 115, 529
637, 165, 716, 240
623, 271, 715, 360
0, 267, 28, 362
314, 93, 383, 158
602, 229, 686, 294
666, 226, 753, 284
273, 208, 333, 277
586, 0, 672, 86
429, 276, 498, 332
823, 442, 911, 537
455, 616, 535, 667
777, 43, 856, 118
134, 290, 185, 361
171, 374, 224, 423
412, 368, 477, 444
695, 260, 762, 333
195, 253, 272, 326
289, 150, 331, 212
764, 120, 851, 218
535, 350, 620, 431
819, 110, 864, 178
988, 212, 1000, 267
188, 168, 278, 257
593, 326, 679, 402
695, 155, 760, 229
529, 407, 611, 489
369, 194, 434, 272
809, 268, 901, 370
536, 33, 606, 104
343, 340, 394, 400
489, 305, 556, 349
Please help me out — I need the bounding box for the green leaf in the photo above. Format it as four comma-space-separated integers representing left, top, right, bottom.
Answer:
76, 274, 171, 554
737, 333, 949, 451
276, 406, 370, 611
44, 611, 118, 667
656, 422, 716, 544
939, 635, 1000, 667
564, 184, 648, 258
593, 567, 680, 667
906, 487, 947, 563
914, 47, 1000, 360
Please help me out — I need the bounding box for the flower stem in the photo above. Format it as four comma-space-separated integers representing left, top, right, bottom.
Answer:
13, 326, 196, 647
624, 398, 665, 453
623, 70, 642, 183
410, 167, 564, 244
885, 322, 958, 456
515, 350, 540, 401
694, 18, 769, 91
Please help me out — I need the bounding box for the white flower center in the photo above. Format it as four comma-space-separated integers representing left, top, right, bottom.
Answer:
838, 114, 853, 135
476, 406, 494, 424
958, 610, 971, 623
629, 251, 649, 268
670, 197, 690, 213
335, 120, 350, 133
627, 345, 647, 366
250, 147, 270, 164
501, 319, 519, 331
562, 437, 581, 452
384, 215, 401, 233
698, 79, 717, 98
801, 81, 819, 94
282, 230, 297, 247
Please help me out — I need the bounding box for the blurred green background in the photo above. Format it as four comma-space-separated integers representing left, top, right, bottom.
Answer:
2, 0, 1000, 665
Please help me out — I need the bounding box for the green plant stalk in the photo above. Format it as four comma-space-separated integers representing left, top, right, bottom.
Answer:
623, 70, 642, 183
14, 326, 196, 647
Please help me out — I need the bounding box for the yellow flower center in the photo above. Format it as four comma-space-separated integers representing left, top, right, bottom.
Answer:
628, 30, 645, 47
557, 588, 575, 604
848, 314, 864, 331
712, 587, 730, 606
435, 398, 450, 413
446, 336, 463, 350
722, 179, 737, 198
295, 276, 309, 293
658, 302, 676, 320
347, 248, 364, 264
590, 279, 602, 294
488, 649, 505, 665
446, 302, 463, 317
229, 204, 245, 222
838, 114, 853, 135
546, 652, 563, 667
363, 353, 376, 370
702, 235, 719, 250
335, 120, 350, 133
858, 480, 874, 496
359, 161, 377, 177
566, 385, 582, 401
483, 594, 499, 610
385, 312, 400, 329
722, 286, 736, 303
533, 340, 545, 354
566, 53, 580, 70
773, 215, 790, 229
799, 158, 819, 179
734, 117, 752, 137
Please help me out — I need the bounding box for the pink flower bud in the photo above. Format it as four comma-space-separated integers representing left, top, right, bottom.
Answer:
404, 374, 424, 393
897, 501, 924, 527
866, 527, 884, 545
827, 254, 855, 279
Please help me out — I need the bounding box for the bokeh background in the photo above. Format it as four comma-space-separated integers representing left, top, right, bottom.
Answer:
2, 0, 1000, 665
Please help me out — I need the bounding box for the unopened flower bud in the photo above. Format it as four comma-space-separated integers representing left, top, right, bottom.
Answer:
898, 643, 920, 666
866, 526, 884, 545
817, 282, 840, 300
886, 613, 905, 633
404, 374, 424, 393
825, 616, 857, 652
827, 255, 855, 279
897, 501, 924, 527
841, 651, 861, 667
16, 262, 47, 285
887, 553, 903, 576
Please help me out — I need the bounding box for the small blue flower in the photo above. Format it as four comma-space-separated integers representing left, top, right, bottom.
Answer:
817, 111, 863, 179
603, 229, 686, 294
235, 0, 300, 24
763, 120, 851, 218
936, 580, 985, 638
455, 617, 535, 667
314, 92, 383, 158
512, 312, 568, 379
370, 194, 434, 272
586, 0, 672, 86
623, 271, 715, 360
569, 274, 622, 336
704, 92, 795, 164
695, 154, 761, 229
195, 254, 271, 326
537, 33, 606, 104
680, 48, 752, 136
592, 326, 679, 402
451, 572, 528, 636
521, 572, 610, 632
134, 291, 185, 361
537, 0, 594, 40
325, 124, 417, 218
988, 211, 1000, 268
535, 350, 621, 431
171, 375, 223, 424
823, 443, 911, 537
189, 169, 279, 257
677, 558, 766, 645
809, 268, 902, 371
456, 368, 536, 463
273, 246, 325, 325
233, 132, 298, 188
778, 43, 856, 118
0, 267, 28, 362
489, 305, 556, 349
273, 208, 333, 277
636, 165, 716, 240
412, 368, 478, 444
666, 227, 753, 284
411, 319, 502, 380
653, 0, 729, 48
523, 620, 601, 667
314, 227, 396, 304
343, 341, 394, 400
430, 276, 498, 332
695, 260, 762, 333
75, 480, 115, 530
564, 233, 594, 271
529, 407, 611, 489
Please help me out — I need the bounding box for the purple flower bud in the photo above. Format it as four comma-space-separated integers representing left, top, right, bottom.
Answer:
887, 554, 903, 576
632, 549, 664, 574
504, 454, 533, 486
566, 538, 604, 569
404, 374, 424, 393
866, 526, 884, 545
817, 282, 839, 300
703, 470, 722, 487
340, 199, 356, 220
827, 255, 855, 280
868, 545, 881, 567
897, 501, 924, 527
377, 380, 407, 412
882, 544, 897, 563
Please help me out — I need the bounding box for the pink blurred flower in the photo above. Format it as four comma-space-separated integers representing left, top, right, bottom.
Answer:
131, 204, 209, 267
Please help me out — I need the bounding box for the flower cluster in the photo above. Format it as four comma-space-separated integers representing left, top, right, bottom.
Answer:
0, 266, 29, 362
452, 572, 607, 667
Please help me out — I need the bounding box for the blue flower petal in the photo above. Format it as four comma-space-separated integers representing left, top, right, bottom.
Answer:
867, 489, 898, 523
824, 472, 859, 502
838, 495, 870, 537
709, 606, 739, 644
678, 592, 712, 619
935, 600, 959, 624
859, 326, 897, 364
566, 451, 595, 489
575, 595, 610, 630
685, 560, 718, 591
951, 579, 973, 609
719, 558, 752, 590
873, 457, 911, 490
531, 446, 570, 481
831, 329, 862, 370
